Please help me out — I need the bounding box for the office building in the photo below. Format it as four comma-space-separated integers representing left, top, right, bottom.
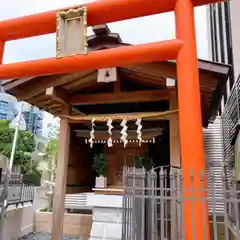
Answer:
207, 0, 240, 109
22, 102, 43, 137
0, 90, 18, 121
0, 90, 43, 137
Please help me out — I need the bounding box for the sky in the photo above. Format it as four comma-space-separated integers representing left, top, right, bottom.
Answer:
1, 0, 210, 63
0, 0, 210, 136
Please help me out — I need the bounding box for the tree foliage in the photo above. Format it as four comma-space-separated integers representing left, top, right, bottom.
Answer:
135, 153, 153, 171
38, 138, 58, 183
92, 153, 108, 177
38, 138, 59, 211
0, 120, 36, 172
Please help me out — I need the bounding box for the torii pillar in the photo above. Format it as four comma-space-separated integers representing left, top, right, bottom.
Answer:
175, 0, 210, 239
0, 42, 4, 64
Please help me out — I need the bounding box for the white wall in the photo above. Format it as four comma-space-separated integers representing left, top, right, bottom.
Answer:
230, 0, 240, 79
2, 205, 34, 240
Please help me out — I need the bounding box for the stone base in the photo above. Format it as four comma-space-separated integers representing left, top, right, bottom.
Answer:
35, 210, 92, 239
87, 194, 122, 240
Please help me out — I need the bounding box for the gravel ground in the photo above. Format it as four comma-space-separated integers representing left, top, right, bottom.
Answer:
19, 232, 81, 240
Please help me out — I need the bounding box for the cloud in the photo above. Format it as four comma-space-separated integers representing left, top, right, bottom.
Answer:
1, 0, 209, 63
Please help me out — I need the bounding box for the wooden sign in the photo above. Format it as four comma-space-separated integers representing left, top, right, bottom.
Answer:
97, 68, 117, 83
56, 7, 88, 58
166, 78, 176, 87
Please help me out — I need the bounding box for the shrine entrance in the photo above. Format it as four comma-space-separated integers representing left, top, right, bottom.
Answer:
70, 117, 171, 192
0, 0, 228, 239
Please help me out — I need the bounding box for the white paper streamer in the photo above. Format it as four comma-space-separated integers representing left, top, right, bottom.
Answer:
120, 119, 128, 148
88, 118, 95, 148
107, 119, 113, 135
107, 138, 113, 147
107, 119, 113, 147
135, 118, 142, 146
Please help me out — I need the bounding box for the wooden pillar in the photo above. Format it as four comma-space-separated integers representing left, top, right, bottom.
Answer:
169, 88, 180, 167
51, 118, 70, 240
169, 88, 181, 240
175, 0, 209, 239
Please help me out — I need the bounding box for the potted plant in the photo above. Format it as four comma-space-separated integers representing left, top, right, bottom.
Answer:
135, 153, 153, 171
92, 153, 108, 188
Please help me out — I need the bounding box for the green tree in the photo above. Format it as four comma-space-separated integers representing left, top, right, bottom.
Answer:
38, 138, 59, 210
92, 153, 108, 177
0, 120, 36, 173
38, 138, 58, 184
135, 153, 153, 171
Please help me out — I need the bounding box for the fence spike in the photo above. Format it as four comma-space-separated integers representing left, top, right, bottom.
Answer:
160, 167, 164, 178
179, 168, 183, 180
190, 168, 194, 181
200, 170, 205, 181
169, 167, 175, 177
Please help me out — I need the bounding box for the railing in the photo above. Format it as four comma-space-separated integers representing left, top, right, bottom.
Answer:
0, 180, 35, 208
122, 166, 240, 240
221, 74, 240, 225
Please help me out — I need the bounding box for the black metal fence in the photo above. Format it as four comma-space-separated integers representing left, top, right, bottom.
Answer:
0, 180, 34, 208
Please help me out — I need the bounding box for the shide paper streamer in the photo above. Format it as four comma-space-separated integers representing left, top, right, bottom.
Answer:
120, 119, 128, 148
107, 119, 113, 147
88, 118, 95, 148
135, 118, 142, 146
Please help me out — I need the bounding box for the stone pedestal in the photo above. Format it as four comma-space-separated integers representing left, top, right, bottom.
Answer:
87, 194, 123, 240
35, 210, 92, 239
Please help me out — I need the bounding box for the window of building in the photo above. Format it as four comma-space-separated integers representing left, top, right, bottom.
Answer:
0, 101, 8, 111
0, 113, 7, 120
37, 142, 45, 152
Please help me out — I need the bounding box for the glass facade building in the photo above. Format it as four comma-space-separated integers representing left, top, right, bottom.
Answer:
0, 93, 18, 121
22, 103, 43, 136
0, 93, 43, 136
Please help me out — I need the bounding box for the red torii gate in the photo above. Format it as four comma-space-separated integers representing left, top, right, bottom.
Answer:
0, 0, 223, 239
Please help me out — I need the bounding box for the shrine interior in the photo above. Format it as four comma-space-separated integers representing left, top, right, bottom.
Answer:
66, 119, 170, 193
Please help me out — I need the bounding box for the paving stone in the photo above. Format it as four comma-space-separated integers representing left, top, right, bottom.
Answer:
19, 232, 81, 240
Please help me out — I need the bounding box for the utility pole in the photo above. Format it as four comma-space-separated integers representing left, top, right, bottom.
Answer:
0, 102, 23, 239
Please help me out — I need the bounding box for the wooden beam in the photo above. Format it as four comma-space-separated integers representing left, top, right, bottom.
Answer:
46, 86, 69, 104
64, 71, 97, 93
51, 118, 70, 240
75, 128, 162, 139
122, 70, 166, 88
71, 89, 169, 105
124, 61, 219, 90
46, 86, 85, 115
3, 77, 36, 91
11, 71, 93, 100
113, 68, 121, 92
